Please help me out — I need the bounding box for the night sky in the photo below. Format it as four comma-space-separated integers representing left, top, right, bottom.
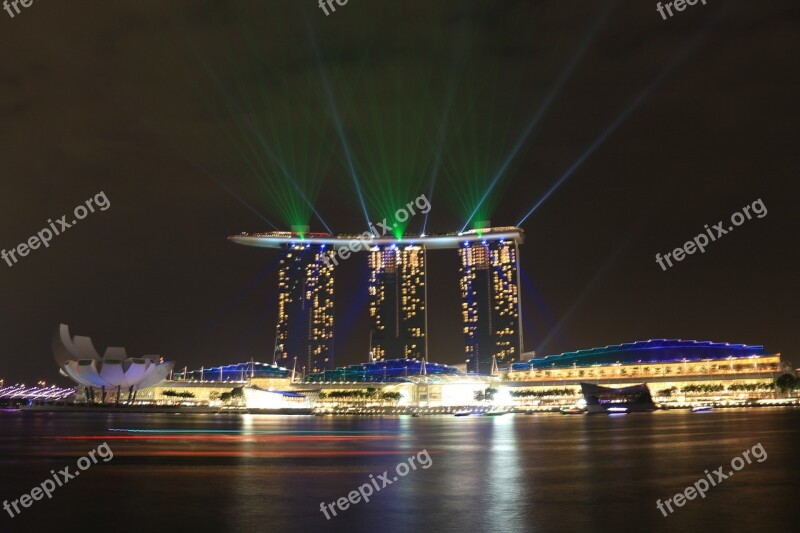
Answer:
1, 1, 797, 383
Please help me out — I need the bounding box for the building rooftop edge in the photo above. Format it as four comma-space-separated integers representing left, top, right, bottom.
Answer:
228, 226, 525, 250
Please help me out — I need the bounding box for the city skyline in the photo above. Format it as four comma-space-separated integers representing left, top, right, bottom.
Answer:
0, 2, 796, 384
0, 2, 798, 531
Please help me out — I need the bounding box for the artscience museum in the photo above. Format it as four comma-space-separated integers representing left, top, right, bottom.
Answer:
54, 323, 174, 402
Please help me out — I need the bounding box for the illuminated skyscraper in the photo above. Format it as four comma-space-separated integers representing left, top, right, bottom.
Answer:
230, 227, 524, 374
276, 244, 334, 374
368, 245, 427, 361
459, 239, 522, 374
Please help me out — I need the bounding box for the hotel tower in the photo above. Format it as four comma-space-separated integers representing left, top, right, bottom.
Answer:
229, 226, 523, 375
459, 238, 522, 374
276, 244, 335, 374
367, 245, 427, 361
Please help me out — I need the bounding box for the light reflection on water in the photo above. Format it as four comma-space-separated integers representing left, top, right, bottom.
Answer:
0, 409, 798, 533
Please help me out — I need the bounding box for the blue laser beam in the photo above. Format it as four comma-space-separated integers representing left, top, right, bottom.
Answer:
460, 2, 617, 233
181, 33, 332, 234
200, 253, 284, 336
517, 1, 736, 227
233, 108, 335, 235
186, 158, 279, 230
423, 36, 465, 235
518, 265, 565, 350
423, 106, 450, 235
535, 226, 640, 355
516, 83, 653, 227
304, 22, 371, 230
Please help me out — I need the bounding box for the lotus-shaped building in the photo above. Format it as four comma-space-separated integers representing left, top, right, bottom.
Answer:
54, 324, 174, 399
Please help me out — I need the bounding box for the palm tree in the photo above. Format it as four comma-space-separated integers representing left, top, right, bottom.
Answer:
776, 374, 797, 394
381, 391, 402, 405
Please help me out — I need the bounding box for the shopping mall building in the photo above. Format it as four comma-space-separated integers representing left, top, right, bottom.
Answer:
96, 339, 792, 410
295, 339, 793, 408
503, 339, 791, 406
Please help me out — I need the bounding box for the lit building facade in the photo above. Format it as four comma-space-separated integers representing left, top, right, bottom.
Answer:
368, 245, 426, 361
277, 244, 334, 374
505, 340, 794, 405
459, 239, 522, 374
301, 341, 795, 409
230, 227, 525, 374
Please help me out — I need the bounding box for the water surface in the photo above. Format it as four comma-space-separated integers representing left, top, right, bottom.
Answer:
0, 408, 797, 532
